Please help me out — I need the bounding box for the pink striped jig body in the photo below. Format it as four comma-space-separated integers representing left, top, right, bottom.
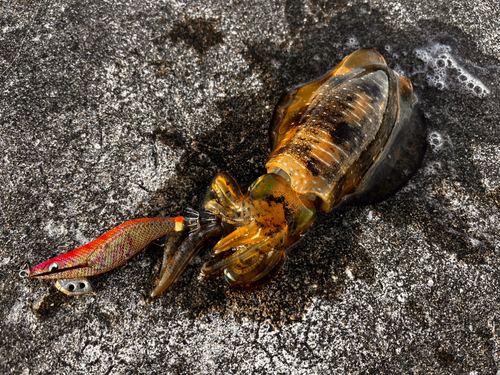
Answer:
28, 217, 184, 279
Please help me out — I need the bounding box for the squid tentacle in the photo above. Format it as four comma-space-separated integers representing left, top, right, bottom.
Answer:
151, 221, 224, 298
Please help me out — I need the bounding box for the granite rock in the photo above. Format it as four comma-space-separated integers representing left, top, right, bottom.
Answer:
1, 0, 500, 374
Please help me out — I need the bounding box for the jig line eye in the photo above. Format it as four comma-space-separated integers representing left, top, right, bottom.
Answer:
19, 269, 30, 278
19, 263, 30, 278
48, 262, 59, 272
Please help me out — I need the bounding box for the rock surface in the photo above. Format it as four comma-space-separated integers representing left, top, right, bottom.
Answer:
1, 0, 500, 373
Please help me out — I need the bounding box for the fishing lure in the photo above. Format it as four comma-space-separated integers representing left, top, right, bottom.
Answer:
21, 48, 426, 297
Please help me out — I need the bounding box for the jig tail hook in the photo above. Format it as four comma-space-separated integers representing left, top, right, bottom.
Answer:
185, 207, 201, 233
203, 210, 217, 222
201, 210, 218, 232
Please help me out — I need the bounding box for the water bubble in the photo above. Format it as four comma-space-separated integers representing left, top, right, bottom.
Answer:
413, 42, 490, 98
345, 36, 360, 49
428, 131, 451, 153
423, 161, 443, 176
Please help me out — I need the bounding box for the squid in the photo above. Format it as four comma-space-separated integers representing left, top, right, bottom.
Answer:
20, 49, 426, 297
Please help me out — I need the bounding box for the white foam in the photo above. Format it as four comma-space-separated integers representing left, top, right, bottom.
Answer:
423, 160, 443, 176
428, 131, 452, 153
385, 44, 401, 60
345, 36, 360, 49
413, 43, 490, 97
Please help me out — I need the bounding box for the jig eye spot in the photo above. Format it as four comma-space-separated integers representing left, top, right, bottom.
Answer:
48, 262, 59, 272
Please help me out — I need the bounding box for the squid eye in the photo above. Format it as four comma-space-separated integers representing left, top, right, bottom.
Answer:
48, 262, 59, 272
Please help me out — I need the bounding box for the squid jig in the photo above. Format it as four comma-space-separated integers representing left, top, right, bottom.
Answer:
20, 48, 426, 297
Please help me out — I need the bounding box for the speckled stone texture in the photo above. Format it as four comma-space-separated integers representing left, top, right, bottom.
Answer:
1, 1, 500, 374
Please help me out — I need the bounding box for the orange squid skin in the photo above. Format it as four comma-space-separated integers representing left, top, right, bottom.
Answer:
25, 48, 426, 296
29, 217, 184, 280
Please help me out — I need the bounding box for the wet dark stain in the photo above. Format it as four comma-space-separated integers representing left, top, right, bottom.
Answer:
31, 286, 71, 320
153, 128, 186, 149
168, 18, 224, 55
284, 0, 305, 35
435, 347, 455, 366
148, 91, 271, 206
381, 194, 493, 265
135, 6, 497, 325
347, 248, 376, 283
